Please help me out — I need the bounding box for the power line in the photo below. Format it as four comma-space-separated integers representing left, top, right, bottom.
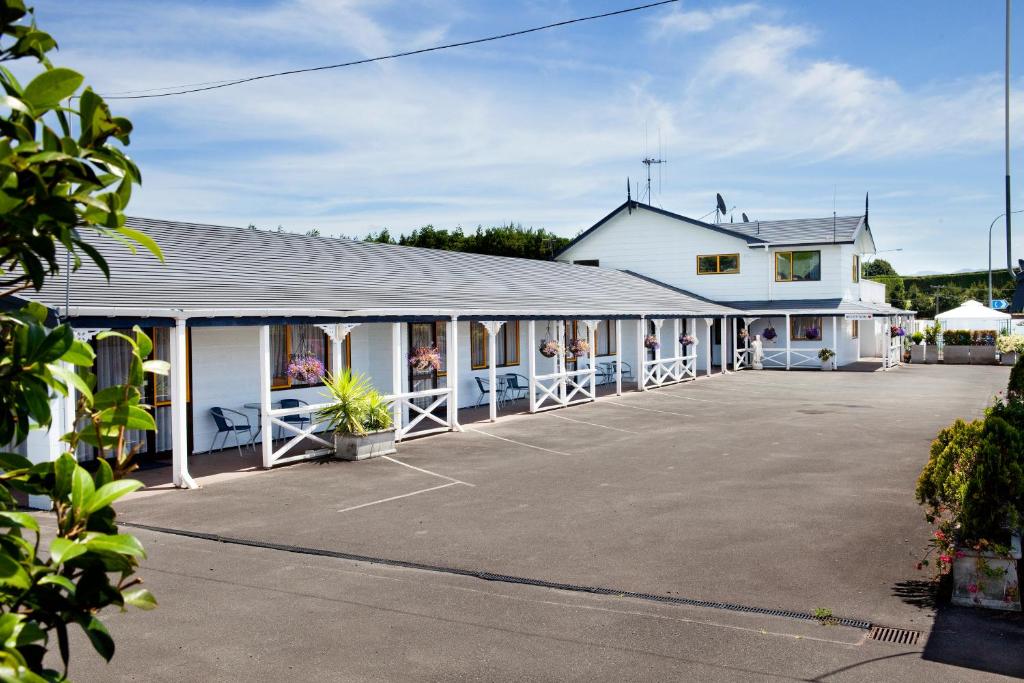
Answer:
104, 0, 679, 100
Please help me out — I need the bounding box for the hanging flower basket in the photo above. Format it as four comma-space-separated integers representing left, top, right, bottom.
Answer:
287, 355, 325, 385
539, 339, 563, 358
408, 345, 442, 372
763, 326, 777, 342
679, 334, 697, 347
891, 324, 907, 338
567, 338, 590, 357
644, 334, 660, 350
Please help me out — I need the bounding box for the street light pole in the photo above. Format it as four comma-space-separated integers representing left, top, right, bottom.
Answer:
989, 209, 1024, 306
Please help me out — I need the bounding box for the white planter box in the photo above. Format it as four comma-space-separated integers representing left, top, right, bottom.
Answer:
951, 531, 1021, 612
820, 361, 833, 371
334, 429, 397, 461
911, 344, 926, 363
1000, 351, 1018, 366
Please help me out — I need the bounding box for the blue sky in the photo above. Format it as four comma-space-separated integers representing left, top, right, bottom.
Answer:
30, 0, 1024, 274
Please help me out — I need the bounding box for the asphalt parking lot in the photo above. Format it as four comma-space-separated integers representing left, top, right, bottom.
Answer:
71, 365, 1024, 681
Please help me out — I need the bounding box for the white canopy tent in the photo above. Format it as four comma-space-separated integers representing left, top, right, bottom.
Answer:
936, 299, 1012, 332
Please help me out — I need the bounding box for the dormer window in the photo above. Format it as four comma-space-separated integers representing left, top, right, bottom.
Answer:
775, 250, 821, 282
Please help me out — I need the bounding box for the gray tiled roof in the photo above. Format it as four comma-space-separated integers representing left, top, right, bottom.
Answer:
723, 298, 913, 315
715, 216, 864, 245
27, 217, 742, 323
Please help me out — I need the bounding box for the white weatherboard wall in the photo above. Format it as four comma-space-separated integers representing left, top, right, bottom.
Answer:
558, 207, 862, 304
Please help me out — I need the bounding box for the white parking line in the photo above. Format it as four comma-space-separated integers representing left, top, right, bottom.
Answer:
465, 428, 573, 456
382, 455, 474, 487
603, 401, 692, 417
546, 412, 639, 434
337, 482, 459, 514
644, 392, 722, 404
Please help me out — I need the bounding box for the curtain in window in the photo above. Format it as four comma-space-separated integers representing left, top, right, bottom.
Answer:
434, 322, 447, 373
791, 316, 823, 341
503, 322, 519, 365
270, 325, 289, 386
470, 322, 486, 368
596, 320, 616, 356
792, 252, 820, 281
94, 335, 146, 456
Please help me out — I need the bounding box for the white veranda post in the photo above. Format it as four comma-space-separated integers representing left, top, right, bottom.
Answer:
527, 320, 537, 413
481, 321, 505, 422
784, 313, 792, 371
636, 317, 646, 391
583, 320, 598, 397
614, 319, 623, 395
719, 317, 729, 374
557, 320, 567, 402
259, 324, 274, 469
171, 319, 197, 488
731, 318, 738, 370
391, 322, 403, 430
703, 318, 713, 377
831, 316, 838, 369
447, 317, 462, 430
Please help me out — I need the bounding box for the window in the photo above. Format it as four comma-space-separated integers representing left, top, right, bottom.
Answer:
852, 254, 860, 282
470, 321, 519, 369
573, 259, 600, 267
697, 253, 740, 275
595, 320, 617, 356
775, 250, 821, 282
850, 320, 859, 339
790, 316, 823, 341
271, 324, 329, 389
410, 322, 446, 375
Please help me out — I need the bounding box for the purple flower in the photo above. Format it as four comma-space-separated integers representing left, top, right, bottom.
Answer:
287, 355, 325, 384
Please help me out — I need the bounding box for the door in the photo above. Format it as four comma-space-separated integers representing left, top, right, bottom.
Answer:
408, 322, 447, 409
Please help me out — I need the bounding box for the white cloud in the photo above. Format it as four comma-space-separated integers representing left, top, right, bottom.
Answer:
651, 2, 759, 36
31, 0, 1024, 273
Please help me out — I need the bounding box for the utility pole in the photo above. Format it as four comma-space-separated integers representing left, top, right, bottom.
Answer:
931, 285, 946, 319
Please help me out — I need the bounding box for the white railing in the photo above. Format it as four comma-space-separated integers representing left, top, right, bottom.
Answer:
733, 344, 751, 370
642, 353, 697, 388
386, 387, 454, 441
265, 401, 334, 467
533, 367, 595, 412
884, 339, 902, 370
761, 348, 821, 370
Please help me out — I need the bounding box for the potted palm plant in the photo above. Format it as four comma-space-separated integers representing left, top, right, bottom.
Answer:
319, 370, 396, 460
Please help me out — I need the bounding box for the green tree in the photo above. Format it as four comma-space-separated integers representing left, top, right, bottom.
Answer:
364, 223, 570, 260
862, 258, 897, 278
0, 2, 162, 678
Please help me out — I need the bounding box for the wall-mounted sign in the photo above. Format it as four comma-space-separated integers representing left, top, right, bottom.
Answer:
844, 313, 874, 320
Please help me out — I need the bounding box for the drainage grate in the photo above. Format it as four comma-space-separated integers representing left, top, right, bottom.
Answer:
120, 521, 873, 631
869, 626, 921, 645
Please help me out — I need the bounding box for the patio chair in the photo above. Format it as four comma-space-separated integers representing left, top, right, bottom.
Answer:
612, 360, 634, 382
208, 407, 255, 456
503, 373, 529, 402
596, 362, 614, 385
474, 376, 492, 407
277, 398, 310, 439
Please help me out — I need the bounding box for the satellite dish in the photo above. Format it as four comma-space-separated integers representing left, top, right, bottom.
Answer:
742, 212, 750, 222
716, 193, 727, 215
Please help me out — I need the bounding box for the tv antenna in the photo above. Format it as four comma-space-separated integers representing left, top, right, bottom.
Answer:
641, 156, 665, 204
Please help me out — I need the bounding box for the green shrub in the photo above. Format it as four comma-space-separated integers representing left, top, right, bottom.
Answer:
996, 334, 1024, 355
924, 323, 940, 345
1009, 353, 1024, 401
911, 331, 924, 344
942, 329, 975, 346
319, 370, 394, 436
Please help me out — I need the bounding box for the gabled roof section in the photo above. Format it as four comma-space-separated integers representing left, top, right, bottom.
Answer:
556, 200, 767, 258
715, 215, 865, 246
26, 217, 739, 322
